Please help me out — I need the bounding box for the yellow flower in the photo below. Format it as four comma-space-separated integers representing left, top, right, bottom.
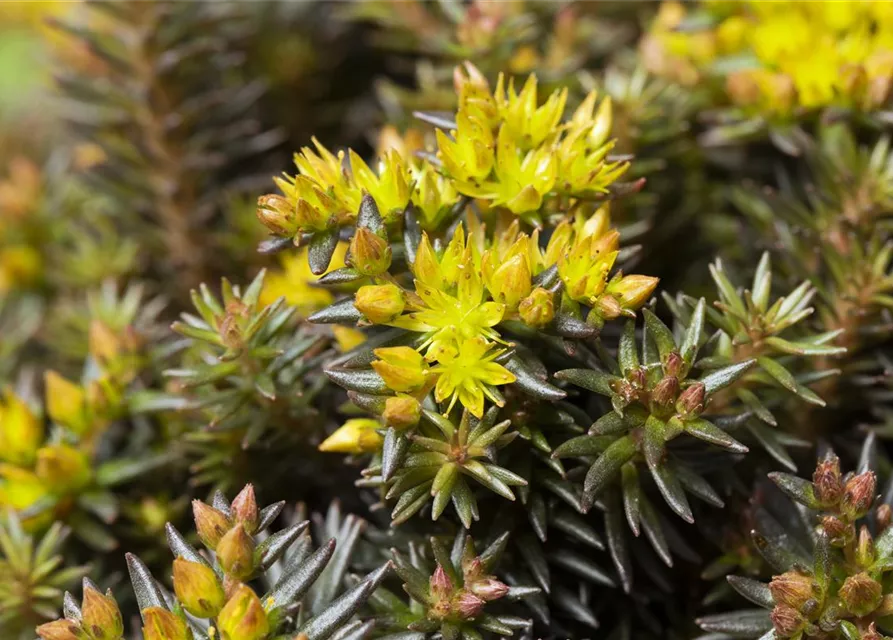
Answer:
259, 244, 347, 313
0, 465, 53, 530
0, 390, 42, 466
497, 73, 566, 144
333, 326, 366, 352
35, 445, 91, 494
319, 419, 383, 454
389, 231, 505, 354
44, 370, 88, 435
371, 347, 431, 393
430, 338, 516, 418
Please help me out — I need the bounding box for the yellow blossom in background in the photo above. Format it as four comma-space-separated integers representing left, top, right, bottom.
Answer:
259, 243, 347, 313
0, 390, 42, 466
332, 326, 366, 352
643, 0, 893, 115
319, 418, 383, 454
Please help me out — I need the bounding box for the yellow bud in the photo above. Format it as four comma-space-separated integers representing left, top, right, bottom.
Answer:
372, 346, 430, 393
383, 395, 421, 430
192, 500, 231, 551
217, 585, 270, 640
173, 557, 226, 618
44, 371, 87, 434
483, 253, 532, 311
36, 619, 82, 640
82, 585, 124, 639
231, 484, 259, 533
355, 284, 405, 324
142, 607, 191, 640
595, 295, 623, 321
0, 389, 42, 465
35, 445, 91, 493
216, 523, 255, 580
518, 287, 555, 328
256, 194, 298, 236
348, 227, 392, 276
319, 419, 383, 454
589, 96, 613, 148
607, 275, 659, 311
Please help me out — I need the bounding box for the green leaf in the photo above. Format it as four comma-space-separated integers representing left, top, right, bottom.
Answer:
382, 428, 410, 483
681, 298, 705, 366
621, 462, 641, 536
257, 521, 310, 569
590, 411, 633, 436
242, 269, 266, 306
604, 493, 632, 593
96, 451, 178, 487
549, 548, 615, 587
299, 564, 389, 640
309, 229, 340, 276
127, 390, 194, 414
554, 368, 617, 396
254, 372, 277, 400
582, 436, 636, 507
700, 359, 756, 394
737, 388, 777, 426
684, 418, 748, 453
126, 553, 168, 615
324, 367, 389, 394
696, 610, 772, 636
308, 298, 362, 324
618, 321, 639, 375
709, 259, 747, 315
727, 575, 773, 608
266, 539, 336, 608
643, 309, 676, 360
647, 458, 693, 523
505, 356, 567, 401
552, 435, 603, 459
764, 336, 846, 357
751, 252, 772, 312
768, 472, 819, 508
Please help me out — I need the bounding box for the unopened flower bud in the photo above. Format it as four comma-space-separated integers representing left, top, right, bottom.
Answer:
355, 284, 405, 324
769, 571, 815, 609
89, 320, 122, 365
173, 557, 226, 618
36, 620, 82, 640
217, 585, 270, 640
453, 590, 484, 619
372, 346, 429, 393
840, 572, 883, 617
664, 352, 683, 378
842, 471, 877, 518
518, 287, 554, 328
676, 383, 705, 417
216, 523, 255, 579
770, 605, 805, 638
231, 484, 259, 533
469, 578, 509, 602
651, 376, 679, 407
485, 254, 532, 311
857, 525, 875, 568
256, 194, 298, 236
319, 419, 383, 454
82, 585, 124, 639
430, 564, 454, 601
35, 445, 91, 493
142, 607, 191, 640
821, 515, 852, 544
594, 294, 622, 322
383, 395, 421, 430
812, 454, 843, 506
878, 503, 892, 531
864, 622, 885, 640
726, 70, 761, 107
608, 274, 659, 312
349, 227, 392, 276
192, 500, 231, 550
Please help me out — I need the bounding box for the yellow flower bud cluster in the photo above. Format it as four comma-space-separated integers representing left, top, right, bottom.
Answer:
643, 1, 893, 116
438, 64, 628, 217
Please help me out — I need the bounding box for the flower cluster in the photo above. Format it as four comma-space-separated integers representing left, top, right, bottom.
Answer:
643, 1, 893, 116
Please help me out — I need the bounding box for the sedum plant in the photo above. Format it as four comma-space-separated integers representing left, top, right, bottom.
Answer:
3, 2, 893, 639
